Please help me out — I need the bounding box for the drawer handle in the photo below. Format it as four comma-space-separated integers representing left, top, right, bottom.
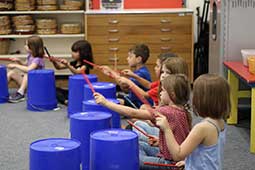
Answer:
160, 37, 172, 42
108, 38, 120, 42
108, 57, 119, 62
108, 29, 119, 33
161, 28, 171, 32
161, 46, 171, 51
160, 19, 171, 23
109, 19, 119, 24
109, 47, 119, 51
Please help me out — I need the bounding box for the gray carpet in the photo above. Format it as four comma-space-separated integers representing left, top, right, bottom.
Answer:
0, 101, 254, 170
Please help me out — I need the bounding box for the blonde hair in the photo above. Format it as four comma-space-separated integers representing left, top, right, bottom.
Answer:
162, 74, 192, 129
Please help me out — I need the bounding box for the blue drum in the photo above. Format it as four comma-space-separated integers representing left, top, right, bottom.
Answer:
82, 99, 121, 128
70, 112, 112, 170
30, 138, 81, 170
90, 129, 139, 170
84, 82, 116, 101
68, 74, 97, 117
27, 69, 57, 111
0, 65, 8, 103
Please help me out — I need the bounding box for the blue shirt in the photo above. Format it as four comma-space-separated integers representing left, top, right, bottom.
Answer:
129, 66, 152, 107
185, 120, 226, 170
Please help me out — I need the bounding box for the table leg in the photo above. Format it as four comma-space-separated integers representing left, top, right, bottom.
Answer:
227, 70, 238, 124
250, 88, 255, 153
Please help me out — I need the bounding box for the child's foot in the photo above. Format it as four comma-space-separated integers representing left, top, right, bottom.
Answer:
9, 92, 25, 103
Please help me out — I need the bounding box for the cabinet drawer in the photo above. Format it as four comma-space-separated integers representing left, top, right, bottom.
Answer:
92, 44, 192, 55
87, 14, 192, 27
88, 34, 191, 44
87, 24, 192, 35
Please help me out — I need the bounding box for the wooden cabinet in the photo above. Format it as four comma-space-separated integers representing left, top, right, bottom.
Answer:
86, 10, 194, 82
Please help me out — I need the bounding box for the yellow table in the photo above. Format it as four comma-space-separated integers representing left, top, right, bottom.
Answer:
224, 61, 255, 153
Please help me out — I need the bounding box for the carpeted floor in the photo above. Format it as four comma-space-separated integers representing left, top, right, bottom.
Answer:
0, 101, 254, 170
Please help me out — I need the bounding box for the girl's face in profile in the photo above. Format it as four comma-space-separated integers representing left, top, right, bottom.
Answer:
160, 86, 172, 106
24, 41, 31, 53
154, 59, 161, 78
71, 51, 80, 60
160, 64, 171, 81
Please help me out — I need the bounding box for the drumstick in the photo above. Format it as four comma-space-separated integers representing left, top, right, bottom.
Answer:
0, 58, 12, 61
143, 162, 177, 168
81, 71, 95, 93
126, 120, 155, 139
44, 47, 62, 63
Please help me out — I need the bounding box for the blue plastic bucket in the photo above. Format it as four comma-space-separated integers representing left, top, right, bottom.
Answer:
82, 99, 121, 128
0, 65, 8, 103
84, 82, 116, 101
70, 112, 112, 170
27, 69, 57, 111
30, 138, 81, 170
90, 129, 139, 170
68, 74, 97, 117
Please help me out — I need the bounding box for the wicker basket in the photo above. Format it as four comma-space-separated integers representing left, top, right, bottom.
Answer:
248, 57, 255, 75
37, 5, 57, 11
0, 39, 10, 54
37, 28, 57, 35
60, 23, 81, 34
36, 19, 57, 29
37, 0, 57, 5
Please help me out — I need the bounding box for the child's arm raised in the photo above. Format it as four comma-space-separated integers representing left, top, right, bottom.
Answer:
117, 77, 150, 98
94, 92, 152, 120
50, 59, 67, 70
7, 62, 39, 72
121, 69, 151, 89
156, 113, 206, 161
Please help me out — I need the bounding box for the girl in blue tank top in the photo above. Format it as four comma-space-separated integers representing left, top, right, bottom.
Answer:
156, 74, 230, 170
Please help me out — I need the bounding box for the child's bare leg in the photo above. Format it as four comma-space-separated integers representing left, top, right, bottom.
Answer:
17, 74, 27, 95
7, 70, 23, 85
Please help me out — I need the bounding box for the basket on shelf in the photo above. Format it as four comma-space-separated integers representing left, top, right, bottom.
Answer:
61, 23, 81, 34
60, 0, 83, 10
15, 0, 35, 11
0, 16, 11, 35
36, 18, 57, 34
0, 0, 13, 11
0, 39, 10, 54
248, 57, 255, 75
12, 15, 35, 34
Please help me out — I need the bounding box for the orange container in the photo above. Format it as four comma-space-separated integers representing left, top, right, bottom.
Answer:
248, 56, 255, 74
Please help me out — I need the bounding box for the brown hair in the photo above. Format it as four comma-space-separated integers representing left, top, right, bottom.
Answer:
27, 36, 44, 58
129, 44, 150, 64
163, 57, 188, 76
162, 74, 192, 129
158, 52, 177, 64
192, 74, 230, 120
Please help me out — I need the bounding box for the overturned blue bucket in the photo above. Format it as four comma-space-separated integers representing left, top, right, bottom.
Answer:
82, 99, 121, 128
30, 138, 81, 170
68, 74, 97, 117
70, 112, 112, 170
84, 82, 116, 101
90, 129, 139, 170
0, 65, 8, 103
27, 69, 57, 111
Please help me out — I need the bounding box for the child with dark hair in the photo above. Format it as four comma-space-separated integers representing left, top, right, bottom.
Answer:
50, 40, 94, 105
102, 43, 152, 108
